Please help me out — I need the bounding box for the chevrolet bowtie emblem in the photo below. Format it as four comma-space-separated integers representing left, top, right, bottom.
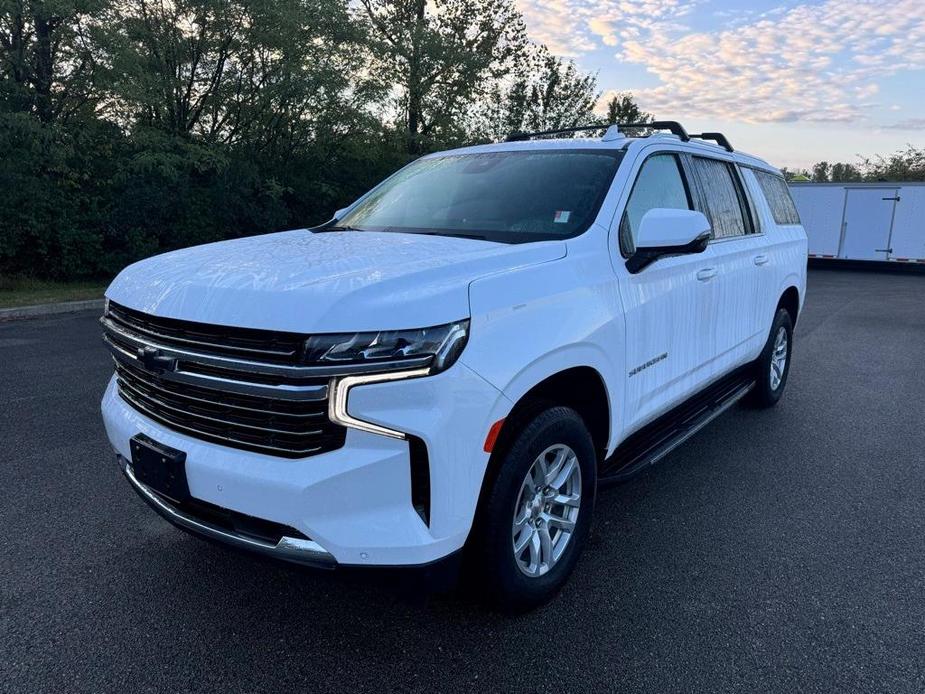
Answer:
137, 345, 178, 373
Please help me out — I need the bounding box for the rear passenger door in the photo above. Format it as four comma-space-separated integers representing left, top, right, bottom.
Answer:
687, 156, 764, 371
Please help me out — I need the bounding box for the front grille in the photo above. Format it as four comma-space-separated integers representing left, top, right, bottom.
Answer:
107, 301, 305, 365
103, 302, 347, 458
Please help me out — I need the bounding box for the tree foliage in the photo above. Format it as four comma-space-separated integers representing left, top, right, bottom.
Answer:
604, 92, 652, 125
0, 0, 110, 121
783, 146, 925, 183
0, 0, 651, 280
472, 44, 599, 141
359, 0, 527, 153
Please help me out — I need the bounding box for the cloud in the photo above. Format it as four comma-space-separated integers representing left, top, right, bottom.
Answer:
883, 118, 925, 130
516, 0, 925, 125
516, 0, 694, 57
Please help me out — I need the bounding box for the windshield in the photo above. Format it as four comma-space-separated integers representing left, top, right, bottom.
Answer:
334, 149, 624, 243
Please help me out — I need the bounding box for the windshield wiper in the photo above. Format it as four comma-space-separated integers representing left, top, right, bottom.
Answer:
412, 230, 489, 241
322, 224, 363, 232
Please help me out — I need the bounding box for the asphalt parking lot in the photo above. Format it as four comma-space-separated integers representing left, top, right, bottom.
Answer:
2, 268, 924, 693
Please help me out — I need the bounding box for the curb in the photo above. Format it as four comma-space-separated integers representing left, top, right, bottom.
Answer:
0, 298, 105, 322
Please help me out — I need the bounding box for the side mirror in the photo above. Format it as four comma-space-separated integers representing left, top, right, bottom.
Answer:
626, 208, 711, 274
333, 207, 348, 220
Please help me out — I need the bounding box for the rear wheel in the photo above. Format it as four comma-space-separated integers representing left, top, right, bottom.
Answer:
750, 307, 793, 408
470, 406, 596, 612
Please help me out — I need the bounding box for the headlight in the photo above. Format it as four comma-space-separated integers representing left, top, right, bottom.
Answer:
304, 320, 469, 374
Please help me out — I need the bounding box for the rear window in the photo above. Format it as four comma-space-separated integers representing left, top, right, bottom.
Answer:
337, 150, 624, 244
690, 157, 752, 239
754, 170, 801, 225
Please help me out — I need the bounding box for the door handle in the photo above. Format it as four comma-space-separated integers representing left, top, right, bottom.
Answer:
696, 268, 717, 281
754, 254, 769, 266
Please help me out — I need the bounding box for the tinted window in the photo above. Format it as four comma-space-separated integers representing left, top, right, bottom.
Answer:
754, 170, 801, 225
619, 154, 691, 255
336, 150, 623, 244
691, 157, 751, 239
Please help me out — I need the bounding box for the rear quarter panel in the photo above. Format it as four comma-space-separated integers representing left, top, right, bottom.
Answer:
741, 167, 808, 334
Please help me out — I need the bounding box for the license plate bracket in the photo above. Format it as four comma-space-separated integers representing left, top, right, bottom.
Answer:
130, 434, 190, 504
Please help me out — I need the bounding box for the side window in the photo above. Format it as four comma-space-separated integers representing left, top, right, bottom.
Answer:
619, 154, 692, 255
754, 170, 801, 225
691, 157, 752, 239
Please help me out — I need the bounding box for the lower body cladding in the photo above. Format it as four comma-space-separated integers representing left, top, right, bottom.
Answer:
101, 362, 512, 568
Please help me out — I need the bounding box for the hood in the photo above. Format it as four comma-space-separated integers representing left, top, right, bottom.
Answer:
106, 229, 566, 332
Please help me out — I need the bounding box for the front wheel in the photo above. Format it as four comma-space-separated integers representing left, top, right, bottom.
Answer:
750, 307, 794, 408
470, 406, 596, 612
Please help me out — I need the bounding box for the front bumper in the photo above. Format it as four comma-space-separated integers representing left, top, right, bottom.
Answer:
102, 362, 512, 566
118, 454, 337, 567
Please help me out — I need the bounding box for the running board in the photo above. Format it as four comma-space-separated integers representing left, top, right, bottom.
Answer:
600, 368, 755, 483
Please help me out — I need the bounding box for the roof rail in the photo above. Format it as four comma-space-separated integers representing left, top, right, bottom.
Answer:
504, 120, 691, 143
504, 125, 609, 142
690, 132, 734, 152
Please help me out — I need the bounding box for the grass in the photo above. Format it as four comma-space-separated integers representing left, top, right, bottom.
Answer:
0, 277, 108, 309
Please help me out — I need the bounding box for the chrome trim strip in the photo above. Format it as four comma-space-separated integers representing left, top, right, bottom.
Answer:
117, 387, 325, 456
121, 458, 336, 567
104, 335, 329, 401
328, 368, 431, 439
101, 316, 433, 379
107, 307, 297, 358
114, 363, 325, 420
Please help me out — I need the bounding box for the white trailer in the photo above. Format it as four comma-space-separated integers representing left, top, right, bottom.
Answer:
789, 182, 925, 264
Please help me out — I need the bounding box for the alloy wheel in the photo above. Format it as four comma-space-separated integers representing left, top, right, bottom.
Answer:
511, 444, 582, 577
770, 326, 789, 391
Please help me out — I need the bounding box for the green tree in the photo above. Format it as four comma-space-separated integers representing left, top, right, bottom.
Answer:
0, 0, 110, 121
473, 44, 598, 141
604, 92, 651, 125
358, 0, 526, 154
802, 147, 925, 183
829, 162, 862, 182
811, 161, 830, 182
108, 0, 368, 152
862, 146, 925, 181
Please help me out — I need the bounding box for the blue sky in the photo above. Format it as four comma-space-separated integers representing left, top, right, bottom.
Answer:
515, 0, 925, 168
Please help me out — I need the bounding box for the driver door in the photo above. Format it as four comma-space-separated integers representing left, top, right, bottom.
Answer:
615, 152, 721, 431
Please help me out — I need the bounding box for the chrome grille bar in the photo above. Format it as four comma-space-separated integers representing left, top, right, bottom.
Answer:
116, 383, 332, 457
117, 376, 325, 438
107, 304, 298, 359
114, 362, 326, 421
104, 333, 329, 401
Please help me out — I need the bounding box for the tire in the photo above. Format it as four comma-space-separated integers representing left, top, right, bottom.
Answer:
750, 307, 794, 408
470, 406, 597, 612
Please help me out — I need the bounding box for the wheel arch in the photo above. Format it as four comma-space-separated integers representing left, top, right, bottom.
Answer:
467, 364, 611, 555
477, 363, 610, 503
778, 285, 800, 325
502, 366, 611, 461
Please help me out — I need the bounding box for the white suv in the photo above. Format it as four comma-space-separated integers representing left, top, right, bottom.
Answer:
101, 122, 807, 610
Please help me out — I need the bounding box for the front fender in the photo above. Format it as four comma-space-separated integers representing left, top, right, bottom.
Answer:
461, 250, 625, 453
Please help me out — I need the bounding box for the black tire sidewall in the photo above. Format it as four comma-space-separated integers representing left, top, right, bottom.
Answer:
474, 406, 597, 612
754, 308, 793, 406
